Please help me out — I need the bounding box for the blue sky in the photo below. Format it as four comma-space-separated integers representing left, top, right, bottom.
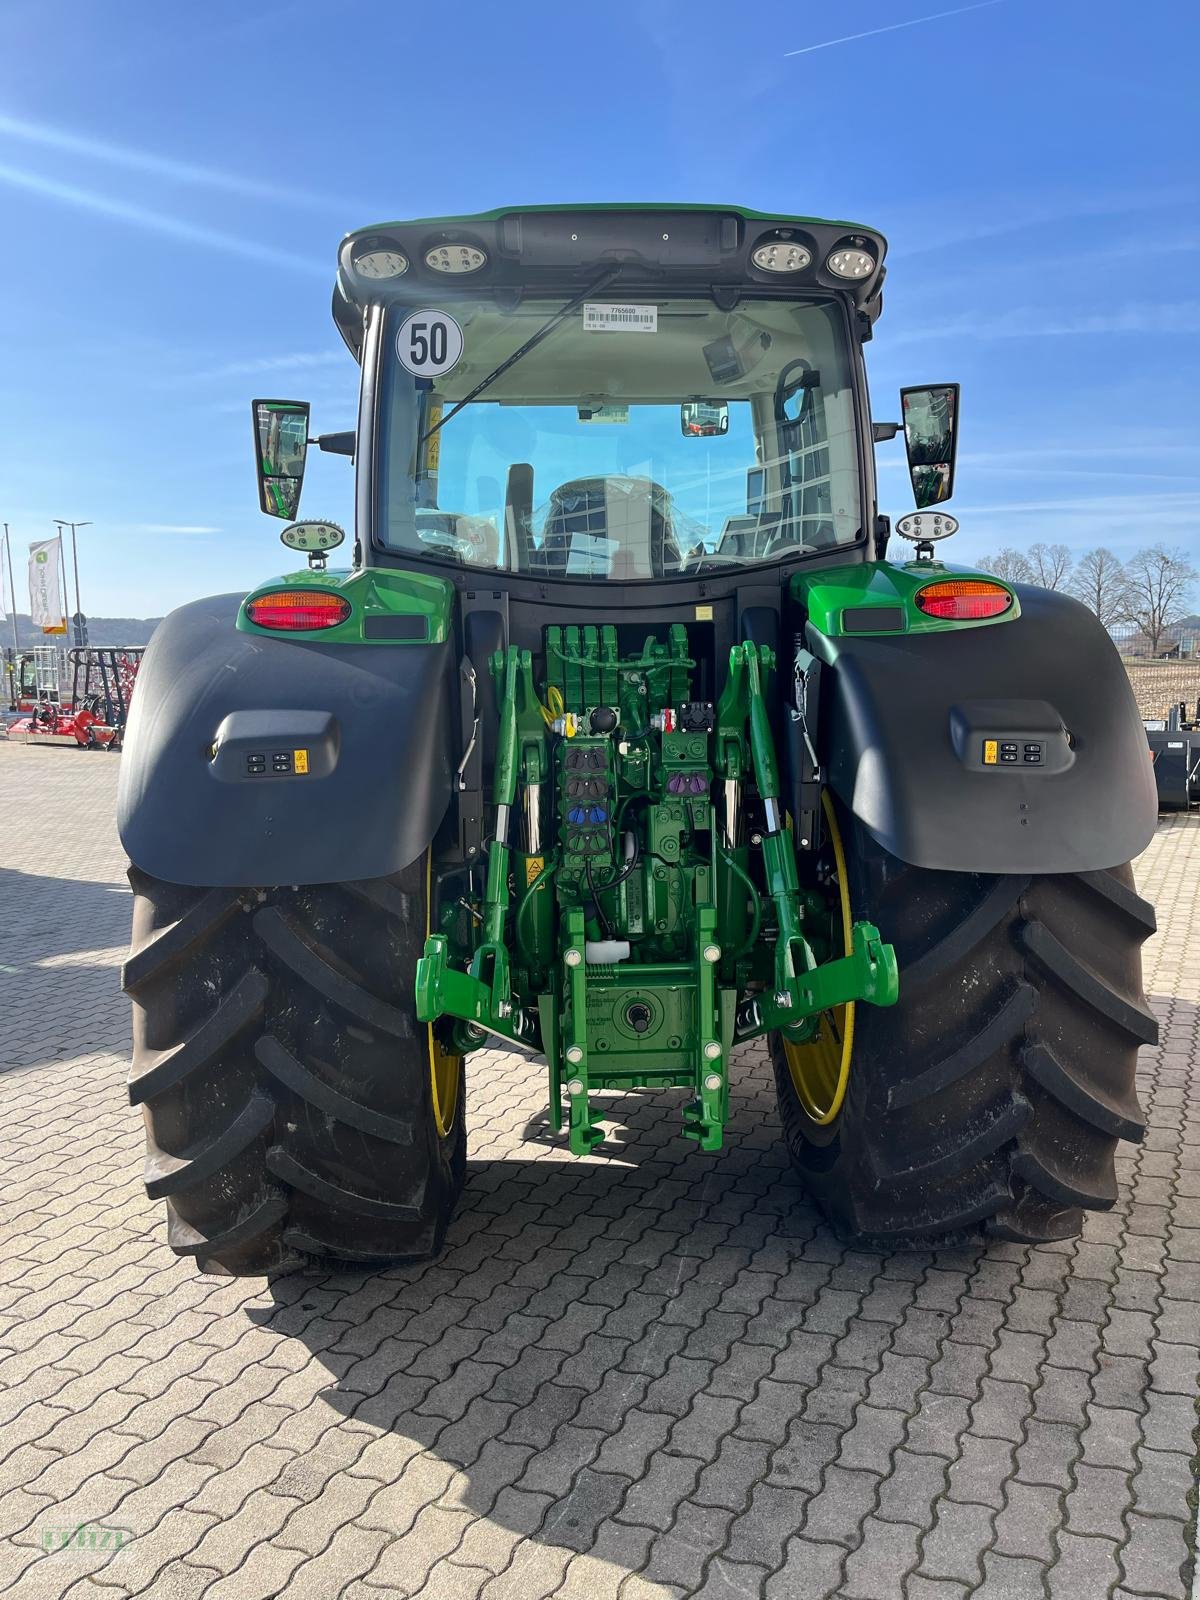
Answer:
0, 0, 1195, 617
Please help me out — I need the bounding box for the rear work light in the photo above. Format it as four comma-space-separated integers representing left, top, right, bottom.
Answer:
244, 591, 352, 631
915, 579, 1013, 621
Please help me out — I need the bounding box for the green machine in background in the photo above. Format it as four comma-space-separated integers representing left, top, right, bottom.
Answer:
118, 206, 1158, 1277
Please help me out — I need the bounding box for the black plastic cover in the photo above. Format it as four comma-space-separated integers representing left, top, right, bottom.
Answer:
809, 584, 1157, 874
118, 594, 455, 887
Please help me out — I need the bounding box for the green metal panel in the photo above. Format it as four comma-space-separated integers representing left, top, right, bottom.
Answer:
345, 201, 882, 240
793, 560, 1021, 639
237, 565, 454, 644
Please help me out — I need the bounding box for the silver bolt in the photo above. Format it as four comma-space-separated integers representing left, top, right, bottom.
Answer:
775, 990, 792, 1008
662, 232, 670, 240
564, 948, 583, 968
566, 1077, 585, 1095
703, 1041, 722, 1060
704, 1072, 722, 1092
496, 1000, 512, 1019
750, 832, 763, 845
571, 233, 579, 241
565, 1045, 584, 1064
702, 943, 721, 964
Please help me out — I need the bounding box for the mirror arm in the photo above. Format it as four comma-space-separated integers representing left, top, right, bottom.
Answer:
313, 431, 356, 457
871, 422, 901, 442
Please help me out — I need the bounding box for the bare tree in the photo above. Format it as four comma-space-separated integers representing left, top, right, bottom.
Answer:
1026, 542, 1074, 590
976, 547, 1034, 583
1068, 547, 1132, 629
1124, 545, 1199, 655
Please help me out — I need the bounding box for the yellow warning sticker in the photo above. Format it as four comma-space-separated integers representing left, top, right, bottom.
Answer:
293, 749, 309, 774
983, 740, 998, 766
695, 604, 713, 621
424, 402, 443, 473
525, 855, 544, 886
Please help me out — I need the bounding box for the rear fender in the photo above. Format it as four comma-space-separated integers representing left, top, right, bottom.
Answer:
809, 584, 1157, 873
118, 594, 455, 887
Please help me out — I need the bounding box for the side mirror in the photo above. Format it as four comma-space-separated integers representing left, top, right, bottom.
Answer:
253, 399, 310, 519
901, 383, 959, 508
680, 400, 729, 437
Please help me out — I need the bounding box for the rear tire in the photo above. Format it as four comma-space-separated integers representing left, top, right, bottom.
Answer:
772, 812, 1156, 1246
124, 858, 465, 1275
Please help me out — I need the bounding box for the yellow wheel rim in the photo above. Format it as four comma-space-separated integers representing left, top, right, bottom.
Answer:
425, 852, 462, 1139
782, 792, 856, 1126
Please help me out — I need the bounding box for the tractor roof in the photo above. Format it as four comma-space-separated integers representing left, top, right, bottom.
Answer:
331, 204, 887, 359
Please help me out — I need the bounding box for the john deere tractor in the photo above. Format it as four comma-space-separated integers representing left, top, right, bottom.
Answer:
119, 206, 1158, 1275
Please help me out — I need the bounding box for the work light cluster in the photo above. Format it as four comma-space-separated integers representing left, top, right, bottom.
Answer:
350, 230, 878, 284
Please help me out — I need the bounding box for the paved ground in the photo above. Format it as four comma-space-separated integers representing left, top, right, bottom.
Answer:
0, 741, 1196, 1600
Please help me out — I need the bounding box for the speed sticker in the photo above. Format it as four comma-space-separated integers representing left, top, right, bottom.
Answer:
396, 310, 464, 377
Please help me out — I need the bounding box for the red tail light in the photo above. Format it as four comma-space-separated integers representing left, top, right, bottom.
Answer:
915, 579, 1012, 621
244, 591, 351, 631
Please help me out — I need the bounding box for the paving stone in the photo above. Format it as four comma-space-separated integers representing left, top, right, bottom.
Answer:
972, 1551, 1048, 1599
1119, 1510, 1190, 1598
764, 1536, 846, 1599
918, 1499, 994, 1585
1014, 1420, 1080, 1489
1046, 1531, 1121, 1599
724, 1482, 805, 1569
1079, 1402, 1142, 1469
993, 1479, 1060, 1561
876, 1449, 947, 1529
842, 1517, 922, 1598
638, 1500, 734, 1593
801, 1465, 880, 1546
1129, 1446, 1193, 1521
905, 1581, 968, 1600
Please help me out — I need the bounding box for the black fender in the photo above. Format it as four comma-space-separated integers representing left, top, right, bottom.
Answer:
118, 594, 455, 887
809, 584, 1157, 874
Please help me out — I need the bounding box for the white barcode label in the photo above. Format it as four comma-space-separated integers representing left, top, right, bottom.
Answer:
582, 302, 658, 333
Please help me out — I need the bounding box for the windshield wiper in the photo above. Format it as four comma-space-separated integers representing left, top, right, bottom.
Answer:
419, 267, 624, 446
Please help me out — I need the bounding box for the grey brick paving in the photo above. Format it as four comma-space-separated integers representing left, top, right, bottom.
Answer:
0, 742, 1196, 1600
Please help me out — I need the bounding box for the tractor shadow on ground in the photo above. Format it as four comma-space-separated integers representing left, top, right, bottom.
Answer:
246, 980, 1190, 1568
247, 1049, 957, 1565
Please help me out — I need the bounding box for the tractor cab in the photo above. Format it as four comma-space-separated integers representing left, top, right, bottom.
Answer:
255, 208, 924, 596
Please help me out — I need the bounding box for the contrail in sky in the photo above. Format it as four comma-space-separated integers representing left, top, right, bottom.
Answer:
0, 162, 325, 274
785, 0, 1006, 58
0, 109, 338, 210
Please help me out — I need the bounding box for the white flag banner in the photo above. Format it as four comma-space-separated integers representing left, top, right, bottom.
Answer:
28, 537, 67, 633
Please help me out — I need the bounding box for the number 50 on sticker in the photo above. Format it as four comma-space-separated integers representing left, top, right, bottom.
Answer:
396, 310, 464, 378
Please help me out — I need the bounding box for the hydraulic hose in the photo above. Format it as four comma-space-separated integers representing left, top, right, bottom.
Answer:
719, 844, 762, 961
516, 859, 557, 956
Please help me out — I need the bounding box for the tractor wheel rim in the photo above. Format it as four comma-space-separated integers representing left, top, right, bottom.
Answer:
426, 851, 462, 1138
783, 791, 856, 1126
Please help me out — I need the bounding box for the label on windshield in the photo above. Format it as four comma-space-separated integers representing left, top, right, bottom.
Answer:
578, 405, 629, 424
566, 532, 616, 575
583, 303, 657, 334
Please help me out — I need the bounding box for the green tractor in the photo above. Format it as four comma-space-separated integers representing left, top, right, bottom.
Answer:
119, 206, 1158, 1276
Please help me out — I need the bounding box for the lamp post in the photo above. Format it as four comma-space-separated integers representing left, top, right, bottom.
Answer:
53, 519, 91, 647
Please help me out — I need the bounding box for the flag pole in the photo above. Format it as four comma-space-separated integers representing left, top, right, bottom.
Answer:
3, 524, 19, 651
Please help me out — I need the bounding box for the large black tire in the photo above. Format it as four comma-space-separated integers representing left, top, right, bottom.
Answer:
124, 858, 465, 1276
772, 812, 1156, 1246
